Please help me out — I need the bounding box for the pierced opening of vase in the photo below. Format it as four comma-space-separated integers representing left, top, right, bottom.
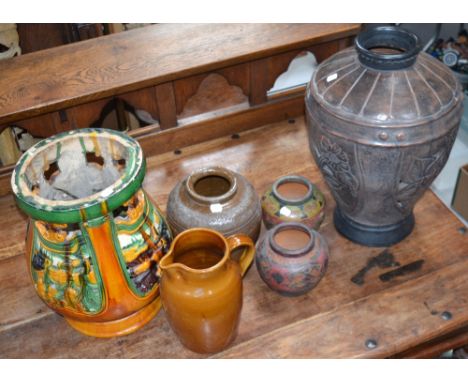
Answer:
21, 133, 129, 202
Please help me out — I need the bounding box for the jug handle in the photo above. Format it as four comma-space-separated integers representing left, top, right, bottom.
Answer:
226, 234, 255, 277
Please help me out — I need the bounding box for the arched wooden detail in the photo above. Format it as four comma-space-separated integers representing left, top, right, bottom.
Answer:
14, 112, 66, 138
177, 73, 248, 119
268, 51, 318, 95
174, 73, 207, 115
89, 98, 157, 131
173, 63, 250, 116
249, 50, 298, 105
67, 98, 113, 130
249, 39, 342, 105
119, 87, 160, 124
216, 63, 250, 98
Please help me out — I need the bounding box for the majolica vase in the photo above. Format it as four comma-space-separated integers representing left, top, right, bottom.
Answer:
261, 174, 325, 230
11, 128, 172, 337
306, 26, 464, 246
166, 166, 262, 242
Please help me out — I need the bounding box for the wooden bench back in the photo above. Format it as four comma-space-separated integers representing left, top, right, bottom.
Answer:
0, 23, 360, 195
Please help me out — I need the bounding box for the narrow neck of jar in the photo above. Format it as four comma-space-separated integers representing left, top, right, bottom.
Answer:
355, 26, 421, 71
186, 167, 238, 205
269, 223, 315, 257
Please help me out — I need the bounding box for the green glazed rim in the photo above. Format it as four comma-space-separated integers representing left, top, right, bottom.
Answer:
11, 128, 145, 224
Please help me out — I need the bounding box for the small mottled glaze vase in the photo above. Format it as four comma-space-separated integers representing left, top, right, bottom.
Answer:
166, 166, 262, 241
159, 228, 255, 353
11, 128, 172, 337
261, 175, 325, 230
256, 222, 328, 296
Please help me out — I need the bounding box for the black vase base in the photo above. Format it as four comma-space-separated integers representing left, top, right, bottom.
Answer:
333, 208, 415, 247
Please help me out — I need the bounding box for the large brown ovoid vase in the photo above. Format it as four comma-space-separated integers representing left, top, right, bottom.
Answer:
306, 26, 464, 246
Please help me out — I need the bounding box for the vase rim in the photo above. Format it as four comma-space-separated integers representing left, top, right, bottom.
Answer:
185, 166, 238, 205
272, 174, 314, 205
269, 222, 316, 257
11, 128, 145, 224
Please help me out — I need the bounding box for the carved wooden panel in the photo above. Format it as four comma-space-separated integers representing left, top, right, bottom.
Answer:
67, 98, 112, 129
155, 82, 177, 129
217, 64, 250, 98
15, 112, 65, 138
119, 87, 160, 123
173, 74, 207, 115
174, 63, 251, 116
178, 73, 248, 119
268, 51, 317, 94
0, 24, 361, 196
250, 40, 341, 105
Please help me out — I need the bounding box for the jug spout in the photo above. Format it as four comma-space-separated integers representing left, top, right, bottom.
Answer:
159, 250, 174, 269
158, 251, 183, 280
159, 247, 227, 282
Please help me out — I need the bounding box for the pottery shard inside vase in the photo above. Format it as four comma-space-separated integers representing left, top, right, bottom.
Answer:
277, 181, 309, 201
274, 228, 311, 251
194, 175, 231, 198
24, 133, 129, 201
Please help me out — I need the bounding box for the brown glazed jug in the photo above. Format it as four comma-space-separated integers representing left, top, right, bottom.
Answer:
159, 228, 255, 353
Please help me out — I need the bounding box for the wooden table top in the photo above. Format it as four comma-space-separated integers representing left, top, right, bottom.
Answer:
0, 117, 467, 358
0, 23, 360, 126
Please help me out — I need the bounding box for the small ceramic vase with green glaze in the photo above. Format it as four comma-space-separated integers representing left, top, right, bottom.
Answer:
261, 175, 325, 230
11, 128, 172, 338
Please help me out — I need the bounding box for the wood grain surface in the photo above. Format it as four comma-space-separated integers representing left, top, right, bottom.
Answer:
0, 117, 466, 358
0, 24, 360, 126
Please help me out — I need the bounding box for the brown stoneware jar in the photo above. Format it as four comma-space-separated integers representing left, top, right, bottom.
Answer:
256, 222, 328, 296
261, 174, 325, 230
166, 166, 262, 241
159, 228, 255, 353
306, 26, 464, 246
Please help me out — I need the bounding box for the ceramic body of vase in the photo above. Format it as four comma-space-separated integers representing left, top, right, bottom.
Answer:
166, 166, 262, 241
261, 174, 325, 230
305, 26, 464, 247
159, 228, 255, 353
256, 222, 328, 296
11, 128, 172, 337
